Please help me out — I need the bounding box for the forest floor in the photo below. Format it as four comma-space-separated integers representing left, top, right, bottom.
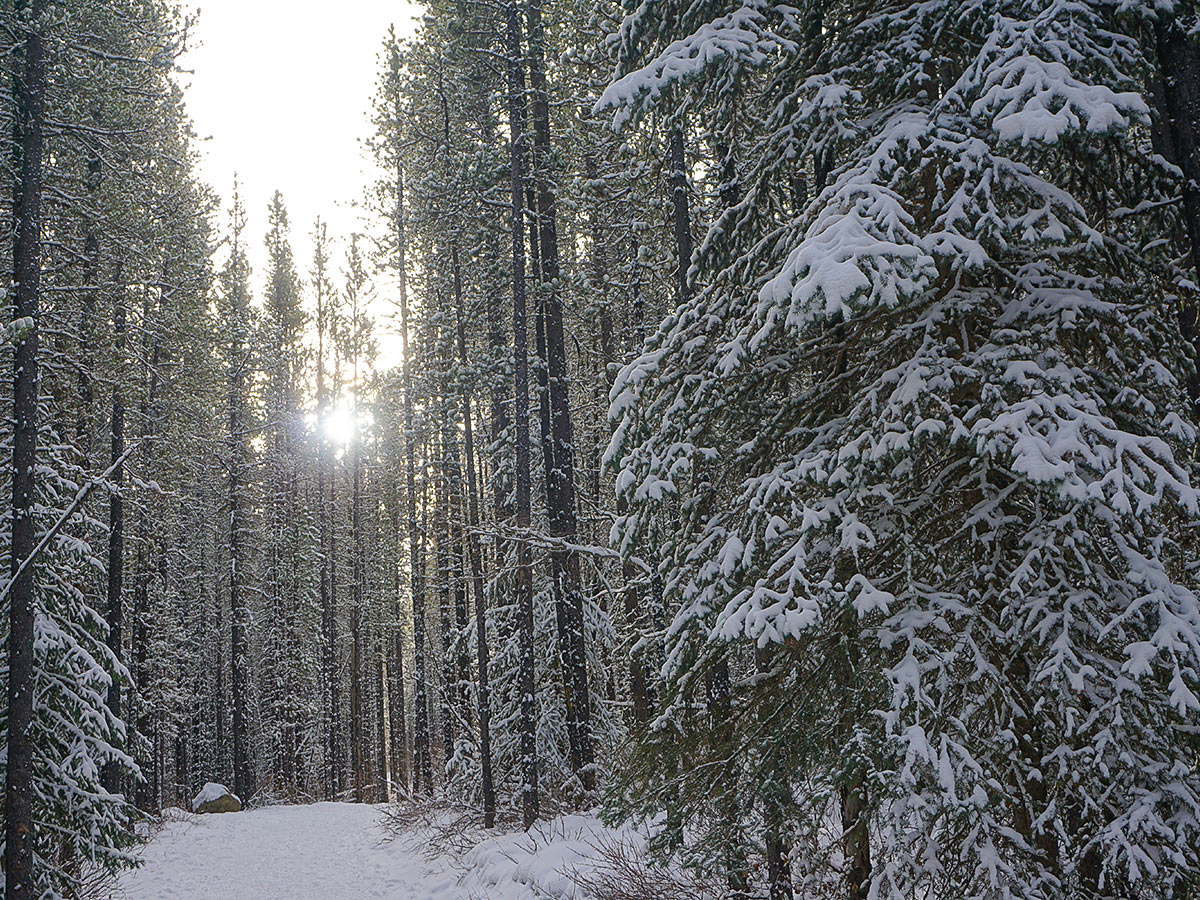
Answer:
110, 802, 460, 899
106, 799, 663, 899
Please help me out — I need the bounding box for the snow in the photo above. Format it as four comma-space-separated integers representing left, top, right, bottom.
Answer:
598, 4, 778, 128
460, 814, 653, 899
113, 803, 457, 900
190, 782, 238, 811
112, 802, 650, 900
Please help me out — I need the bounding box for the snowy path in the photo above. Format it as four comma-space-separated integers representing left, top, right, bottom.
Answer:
113, 802, 460, 900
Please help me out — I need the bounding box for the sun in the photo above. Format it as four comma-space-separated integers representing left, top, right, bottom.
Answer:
321, 397, 373, 447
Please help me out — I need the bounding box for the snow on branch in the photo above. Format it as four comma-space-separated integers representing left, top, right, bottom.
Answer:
596, 3, 781, 129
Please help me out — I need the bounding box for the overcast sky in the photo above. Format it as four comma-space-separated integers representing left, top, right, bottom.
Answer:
178, 1, 419, 362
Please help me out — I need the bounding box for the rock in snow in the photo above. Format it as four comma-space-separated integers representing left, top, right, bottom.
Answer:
192, 782, 242, 814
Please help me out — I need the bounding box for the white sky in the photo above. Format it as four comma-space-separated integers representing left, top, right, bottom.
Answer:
178, 1, 420, 364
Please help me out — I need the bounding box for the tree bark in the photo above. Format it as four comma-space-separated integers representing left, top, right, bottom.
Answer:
505, 0, 541, 827
389, 482, 409, 796
227, 211, 254, 805
668, 125, 694, 304
387, 61, 432, 794
452, 245, 497, 825
524, 0, 594, 792
351, 346, 366, 802
102, 272, 126, 795
435, 435, 456, 764
1152, 13, 1200, 414
5, 1, 47, 895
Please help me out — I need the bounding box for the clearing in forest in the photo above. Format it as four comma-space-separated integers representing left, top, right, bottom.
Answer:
112, 802, 457, 900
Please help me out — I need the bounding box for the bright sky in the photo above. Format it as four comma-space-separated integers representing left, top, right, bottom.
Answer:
178, 1, 420, 364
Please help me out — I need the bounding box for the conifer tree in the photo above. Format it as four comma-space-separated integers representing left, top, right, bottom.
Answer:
604, 1, 1200, 896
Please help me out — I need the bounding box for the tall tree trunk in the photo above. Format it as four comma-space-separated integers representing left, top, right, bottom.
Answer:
133, 291, 163, 812
5, 1, 46, 894
329, 412, 345, 797
351, 397, 366, 802
755, 648, 792, 900
389, 486, 409, 795
528, 185, 584, 770
314, 257, 337, 799
350, 590, 364, 801
384, 63, 432, 795
524, 0, 594, 792
505, 0, 540, 827
835, 604, 871, 900
621, 235, 656, 727
1152, 14, 1200, 414
435, 442, 455, 764
452, 524, 471, 729
102, 279, 126, 795
77, 130, 101, 454
229, 333, 252, 804
455, 248, 498, 826
415, 475, 434, 792
376, 639, 389, 802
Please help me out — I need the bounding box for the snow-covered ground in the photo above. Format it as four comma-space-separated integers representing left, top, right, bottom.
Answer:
111, 802, 458, 900
108, 801, 676, 900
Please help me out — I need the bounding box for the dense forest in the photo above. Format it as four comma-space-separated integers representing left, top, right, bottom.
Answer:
4, 0, 1200, 899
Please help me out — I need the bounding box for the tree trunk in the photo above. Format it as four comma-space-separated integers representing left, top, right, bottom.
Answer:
414, 478, 432, 792
454, 247, 498, 826
314, 249, 338, 799
102, 279, 126, 795
505, 0, 540, 827
376, 641, 389, 802
351, 595, 364, 801
668, 125, 694, 304
133, 295, 163, 812
351, 393, 366, 802
5, 2, 46, 894
524, 0, 594, 792
389, 487, 409, 796
229, 320, 252, 804
77, 128, 101, 455
1152, 14, 1200, 414
435, 445, 455, 764
388, 82, 432, 795
621, 236, 656, 726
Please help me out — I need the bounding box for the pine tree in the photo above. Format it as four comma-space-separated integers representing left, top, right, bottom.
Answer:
219, 185, 258, 806
604, 1, 1200, 896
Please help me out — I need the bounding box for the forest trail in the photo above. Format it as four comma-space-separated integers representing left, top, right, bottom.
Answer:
113, 802, 459, 900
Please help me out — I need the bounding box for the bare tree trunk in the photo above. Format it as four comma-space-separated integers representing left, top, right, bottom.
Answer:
313, 230, 339, 800
351, 365, 366, 801
5, 2, 46, 894
351, 586, 364, 801
227, 221, 254, 805
436, 443, 455, 764
376, 641, 389, 802
505, 0, 540, 827
389, 486, 409, 795
454, 249, 498, 826
102, 276, 126, 794
668, 124, 695, 302
414, 473, 433, 792
387, 66, 432, 795
621, 236, 656, 727
1152, 14, 1200, 414
134, 289, 164, 812
524, 0, 594, 792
